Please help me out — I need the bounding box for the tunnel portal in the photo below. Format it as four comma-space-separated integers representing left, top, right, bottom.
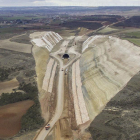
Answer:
62, 54, 70, 59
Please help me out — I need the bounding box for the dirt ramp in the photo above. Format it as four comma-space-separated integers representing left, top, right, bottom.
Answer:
60, 119, 72, 138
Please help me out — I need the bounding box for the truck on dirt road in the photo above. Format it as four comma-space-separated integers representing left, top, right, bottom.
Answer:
45, 124, 50, 130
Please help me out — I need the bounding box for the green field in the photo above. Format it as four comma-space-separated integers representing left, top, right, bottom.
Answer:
98, 27, 118, 34
123, 38, 140, 47
123, 31, 140, 38
120, 31, 140, 47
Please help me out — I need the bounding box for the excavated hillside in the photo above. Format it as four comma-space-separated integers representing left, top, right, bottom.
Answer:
89, 71, 140, 140
80, 35, 140, 122
30, 31, 60, 122
29, 32, 140, 140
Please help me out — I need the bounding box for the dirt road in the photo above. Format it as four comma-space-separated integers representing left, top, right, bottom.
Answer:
35, 39, 81, 140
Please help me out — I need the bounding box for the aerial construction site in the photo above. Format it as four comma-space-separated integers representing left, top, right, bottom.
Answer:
1, 7, 140, 140
29, 29, 140, 140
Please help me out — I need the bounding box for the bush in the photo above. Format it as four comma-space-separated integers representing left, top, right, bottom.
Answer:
0, 67, 23, 81
61, 21, 102, 30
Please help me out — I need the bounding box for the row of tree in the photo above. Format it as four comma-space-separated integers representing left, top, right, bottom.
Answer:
0, 67, 23, 81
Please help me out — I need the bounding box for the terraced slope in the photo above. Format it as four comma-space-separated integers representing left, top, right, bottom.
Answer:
31, 32, 63, 52
42, 58, 57, 93
89, 72, 140, 140
80, 36, 140, 121
72, 60, 90, 126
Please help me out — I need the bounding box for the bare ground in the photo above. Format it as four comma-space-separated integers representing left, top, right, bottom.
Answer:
0, 100, 34, 139
0, 78, 19, 95
0, 38, 32, 54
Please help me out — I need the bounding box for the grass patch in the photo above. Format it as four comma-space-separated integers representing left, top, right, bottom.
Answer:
98, 27, 118, 34
122, 31, 140, 38
122, 38, 140, 46
121, 31, 140, 46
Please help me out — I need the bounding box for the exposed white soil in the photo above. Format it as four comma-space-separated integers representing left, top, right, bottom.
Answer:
48, 62, 57, 93
30, 31, 63, 52
42, 58, 54, 92
80, 35, 140, 121
72, 60, 89, 125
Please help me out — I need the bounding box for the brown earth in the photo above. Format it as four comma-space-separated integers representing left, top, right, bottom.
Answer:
0, 78, 19, 95
39, 93, 51, 122
0, 100, 34, 138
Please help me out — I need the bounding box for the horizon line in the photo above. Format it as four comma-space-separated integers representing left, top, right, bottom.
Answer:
0, 6, 140, 7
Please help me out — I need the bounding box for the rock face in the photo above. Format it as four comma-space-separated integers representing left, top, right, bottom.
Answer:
80, 36, 140, 121
89, 72, 140, 140
31, 32, 63, 52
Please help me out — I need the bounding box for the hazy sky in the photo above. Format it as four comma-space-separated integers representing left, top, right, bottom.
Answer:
0, 0, 140, 6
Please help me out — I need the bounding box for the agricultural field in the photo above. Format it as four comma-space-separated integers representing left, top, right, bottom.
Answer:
0, 78, 19, 95
0, 38, 32, 53
0, 35, 44, 139
120, 31, 140, 46
122, 31, 140, 38
122, 38, 140, 46
0, 83, 44, 139
0, 100, 34, 139
96, 26, 140, 47
98, 27, 119, 34
114, 16, 140, 28
10, 33, 31, 44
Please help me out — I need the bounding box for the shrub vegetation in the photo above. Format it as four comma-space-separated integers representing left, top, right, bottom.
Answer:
0, 82, 44, 132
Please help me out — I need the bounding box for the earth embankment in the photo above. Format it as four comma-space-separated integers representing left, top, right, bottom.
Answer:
80, 35, 140, 121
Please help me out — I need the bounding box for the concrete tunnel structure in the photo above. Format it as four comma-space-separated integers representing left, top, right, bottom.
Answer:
62, 54, 70, 59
